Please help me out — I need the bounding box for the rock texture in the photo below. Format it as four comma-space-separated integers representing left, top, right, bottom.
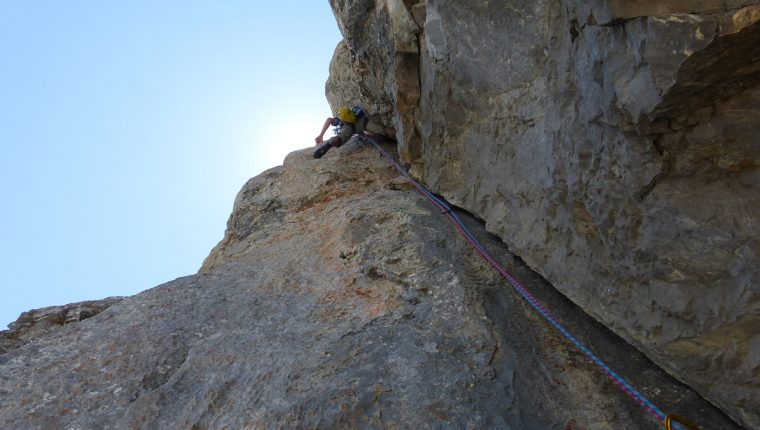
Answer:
0, 141, 740, 429
327, 1, 760, 427
0, 298, 123, 354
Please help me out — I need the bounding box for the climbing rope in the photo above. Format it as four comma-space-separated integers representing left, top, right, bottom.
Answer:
361, 135, 698, 430
666, 415, 699, 430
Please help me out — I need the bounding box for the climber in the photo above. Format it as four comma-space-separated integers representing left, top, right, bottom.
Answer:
313, 106, 396, 159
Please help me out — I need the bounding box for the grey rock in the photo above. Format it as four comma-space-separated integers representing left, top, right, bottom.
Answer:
0, 142, 739, 429
325, 41, 365, 115
329, 0, 424, 168
1, 297, 123, 354
327, 1, 760, 427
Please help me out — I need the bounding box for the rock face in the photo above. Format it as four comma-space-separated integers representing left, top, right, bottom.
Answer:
327, 1, 760, 427
0, 298, 123, 355
0, 141, 741, 428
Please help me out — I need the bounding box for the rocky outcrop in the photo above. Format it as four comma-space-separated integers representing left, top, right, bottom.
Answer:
1, 2, 756, 428
327, 0, 423, 165
0, 141, 740, 429
0, 298, 123, 354
327, 1, 760, 427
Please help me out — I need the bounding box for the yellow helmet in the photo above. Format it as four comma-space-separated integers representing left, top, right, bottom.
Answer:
337, 107, 357, 124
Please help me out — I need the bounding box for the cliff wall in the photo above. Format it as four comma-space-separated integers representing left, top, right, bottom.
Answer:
0, 142, 740, 428
1, 2, 757, 428
326, 1, 760, 427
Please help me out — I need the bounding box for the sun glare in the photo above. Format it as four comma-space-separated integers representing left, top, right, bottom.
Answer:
254, 112, 330, 171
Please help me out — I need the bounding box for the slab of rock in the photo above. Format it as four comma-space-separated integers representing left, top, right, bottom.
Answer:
0, 141, 739, 428
0, 298, 123, 354
327, 1, 760, 427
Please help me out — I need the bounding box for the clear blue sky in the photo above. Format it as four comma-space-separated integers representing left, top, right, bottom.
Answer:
0, 2, 342, 328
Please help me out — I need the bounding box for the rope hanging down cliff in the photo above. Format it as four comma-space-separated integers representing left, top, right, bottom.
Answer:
360, 135, 698, 430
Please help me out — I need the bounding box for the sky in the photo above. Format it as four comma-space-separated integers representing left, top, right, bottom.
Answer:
0, 2, 343, 328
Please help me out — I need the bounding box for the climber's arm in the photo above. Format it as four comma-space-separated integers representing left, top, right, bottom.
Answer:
315, 117, 336, 144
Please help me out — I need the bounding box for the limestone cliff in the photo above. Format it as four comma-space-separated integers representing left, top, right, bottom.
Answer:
326, 1, 760, 427
0, 141, 742, 428
1, 2, 757, 428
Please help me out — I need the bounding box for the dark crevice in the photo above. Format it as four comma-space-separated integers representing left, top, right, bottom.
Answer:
569, 19, 580, 43
651, 20, 760, 122
597, 16, 640, 27
635, 137, 672, 202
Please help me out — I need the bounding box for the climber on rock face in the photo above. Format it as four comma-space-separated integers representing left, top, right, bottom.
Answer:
313, 106, 396, 159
